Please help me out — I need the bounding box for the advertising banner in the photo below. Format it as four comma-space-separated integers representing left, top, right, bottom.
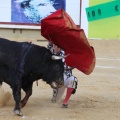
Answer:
0, 0, 80, 28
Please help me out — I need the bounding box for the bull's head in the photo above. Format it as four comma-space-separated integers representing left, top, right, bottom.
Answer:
41, 50, 70, 89
49, 54, 69, 89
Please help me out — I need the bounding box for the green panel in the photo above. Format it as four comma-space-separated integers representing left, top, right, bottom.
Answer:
86, 1, 120, 21
88, 15, 120, 39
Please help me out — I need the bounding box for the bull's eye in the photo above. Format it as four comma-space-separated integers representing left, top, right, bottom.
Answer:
60, 83, 63, 86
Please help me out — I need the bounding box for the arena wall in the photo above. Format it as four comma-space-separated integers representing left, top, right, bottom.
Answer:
0, 28, 45, 42
0, 0, 81, 41
1, 1, 119, 40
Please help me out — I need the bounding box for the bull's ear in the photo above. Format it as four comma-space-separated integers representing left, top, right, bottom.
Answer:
52, 54, 70, 60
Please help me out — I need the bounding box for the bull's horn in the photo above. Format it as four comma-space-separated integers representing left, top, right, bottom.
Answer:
52, 54, 70, 60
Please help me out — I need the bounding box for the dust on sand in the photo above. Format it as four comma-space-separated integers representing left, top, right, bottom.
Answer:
0, 85, 12, 107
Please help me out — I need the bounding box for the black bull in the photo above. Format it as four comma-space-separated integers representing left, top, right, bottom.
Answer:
0, 38, 64, 115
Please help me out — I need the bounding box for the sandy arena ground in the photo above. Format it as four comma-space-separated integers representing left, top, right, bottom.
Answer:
0, 39, 120, 120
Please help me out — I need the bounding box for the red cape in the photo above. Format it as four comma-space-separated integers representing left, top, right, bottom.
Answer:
41, 9, 96, 75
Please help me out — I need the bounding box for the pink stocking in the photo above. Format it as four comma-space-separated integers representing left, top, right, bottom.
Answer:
63, 88, 74, 105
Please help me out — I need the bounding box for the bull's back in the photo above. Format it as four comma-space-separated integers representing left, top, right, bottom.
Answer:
0, 38, 31, 61
0, 38, 20, 54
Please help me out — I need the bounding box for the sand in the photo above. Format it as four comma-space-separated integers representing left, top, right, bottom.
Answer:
0, 39, 120, 120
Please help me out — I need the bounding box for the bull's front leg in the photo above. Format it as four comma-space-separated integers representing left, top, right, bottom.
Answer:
51, 86, 65, 103
20, 82, 33, 108
12, 83, 22, 116
51, 88, 58, 103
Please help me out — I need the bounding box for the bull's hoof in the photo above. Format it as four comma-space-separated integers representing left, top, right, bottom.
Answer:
51, 98, 56, 103
14, 110, 22, 116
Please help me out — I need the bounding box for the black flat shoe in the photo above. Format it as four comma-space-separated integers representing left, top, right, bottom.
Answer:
62, 104, 68, 108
